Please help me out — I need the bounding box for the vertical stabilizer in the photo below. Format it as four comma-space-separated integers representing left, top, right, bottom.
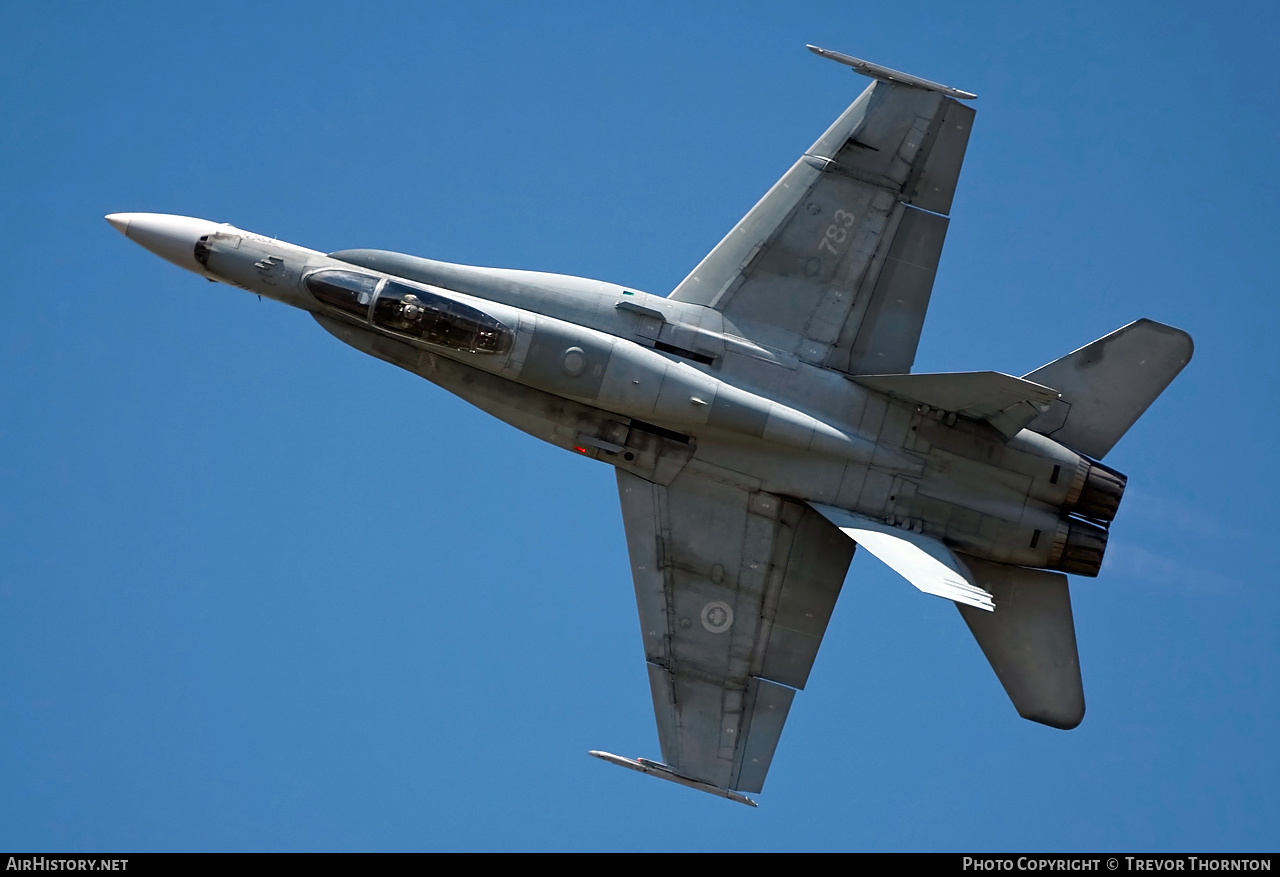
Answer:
956, 556, 1084, 729
1022, 319, 1192, 459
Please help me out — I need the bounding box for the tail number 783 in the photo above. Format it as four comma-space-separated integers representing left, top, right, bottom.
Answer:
817, 209, 856, 255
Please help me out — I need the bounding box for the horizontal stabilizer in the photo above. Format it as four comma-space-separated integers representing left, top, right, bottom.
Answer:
852, 371, 1060, 439
955, 556, 1084, 729
811, 504, 993, 610
1022, 319, 1193, 459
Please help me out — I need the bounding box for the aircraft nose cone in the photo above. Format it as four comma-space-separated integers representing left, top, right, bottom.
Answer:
105, 212, 225, 274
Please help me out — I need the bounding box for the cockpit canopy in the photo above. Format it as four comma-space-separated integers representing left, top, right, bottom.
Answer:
305, 270, 513, 355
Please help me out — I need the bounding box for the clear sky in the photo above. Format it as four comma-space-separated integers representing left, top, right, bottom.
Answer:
2, 0, 1277, 853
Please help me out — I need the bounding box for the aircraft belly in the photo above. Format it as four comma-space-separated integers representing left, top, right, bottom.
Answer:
313, 314, 695, 485
688, 443, 850, 507
597, 351, 664, 415
108, 42, 1203, 804
424, 358, 698, 486
520, 318, 614, 400
651, 363, 718, 429
916, 450, 1033, 524
687, 437, 1063, 571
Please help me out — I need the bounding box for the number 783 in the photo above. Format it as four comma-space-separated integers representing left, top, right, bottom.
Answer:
817, 209, 855, 255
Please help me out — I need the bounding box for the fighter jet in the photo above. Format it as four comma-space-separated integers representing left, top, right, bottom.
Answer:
108, 45, 1192, 807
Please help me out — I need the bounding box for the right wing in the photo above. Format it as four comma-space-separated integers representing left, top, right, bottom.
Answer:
669, 51, 976, 376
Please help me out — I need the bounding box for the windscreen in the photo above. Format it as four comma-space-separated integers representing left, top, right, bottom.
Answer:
305, 270, 380, 320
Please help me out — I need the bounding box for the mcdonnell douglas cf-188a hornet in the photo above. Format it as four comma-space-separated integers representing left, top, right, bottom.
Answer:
109, 45, 1192, 807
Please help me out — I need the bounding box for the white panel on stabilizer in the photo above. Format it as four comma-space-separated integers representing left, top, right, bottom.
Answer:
809, 504, 994, 611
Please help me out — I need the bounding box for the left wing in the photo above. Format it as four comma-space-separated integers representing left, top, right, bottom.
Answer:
669, 50, 975, 375
615, 468, 855, 794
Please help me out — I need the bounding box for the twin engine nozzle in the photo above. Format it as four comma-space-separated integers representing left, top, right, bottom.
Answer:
1051, 458, 1127, 577
1069, 459, 1127, 523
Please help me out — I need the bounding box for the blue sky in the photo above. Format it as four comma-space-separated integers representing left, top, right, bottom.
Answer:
2, 1, 1278, 852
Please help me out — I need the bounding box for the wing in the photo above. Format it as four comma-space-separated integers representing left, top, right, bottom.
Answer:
669, 65, 975, 376
616, 468, 855, 793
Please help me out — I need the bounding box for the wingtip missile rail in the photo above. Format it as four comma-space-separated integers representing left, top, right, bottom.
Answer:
806, 44, 978, 100
588, 751, 758, 807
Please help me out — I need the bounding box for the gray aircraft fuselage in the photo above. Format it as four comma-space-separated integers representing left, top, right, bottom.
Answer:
109, 49, 1194, 803
108, 213, 1116, 578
